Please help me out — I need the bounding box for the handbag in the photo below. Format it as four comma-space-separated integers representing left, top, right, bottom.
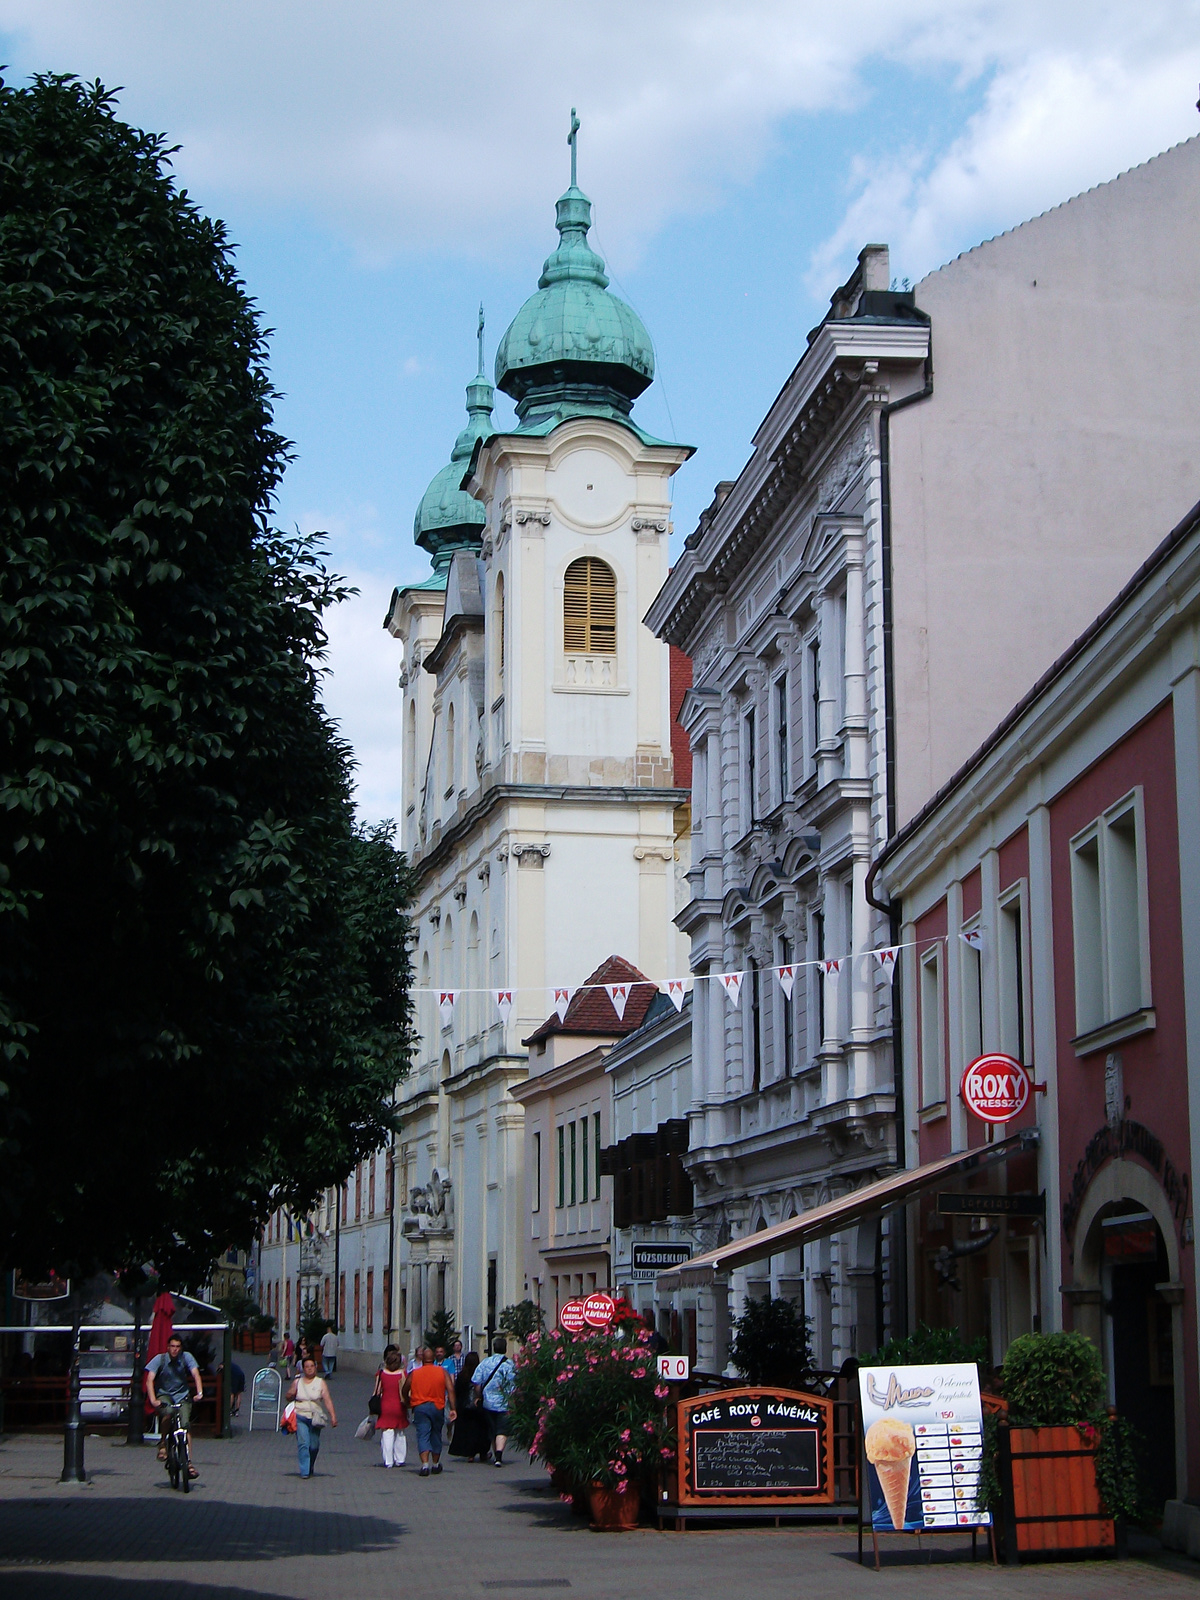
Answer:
355, 1415, 375, 1440
368, 1392, 383, 1417
280, 1401, 297, 1434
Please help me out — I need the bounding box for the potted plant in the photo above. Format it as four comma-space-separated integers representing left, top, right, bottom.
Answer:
988, 1331, 1142, 1559
729, 1295, 817, 1387
507, 1316, 675, 1530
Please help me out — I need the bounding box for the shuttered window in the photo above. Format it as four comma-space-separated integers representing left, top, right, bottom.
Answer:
563, 557, 616, 654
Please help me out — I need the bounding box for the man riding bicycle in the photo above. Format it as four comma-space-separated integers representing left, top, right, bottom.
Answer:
145, 1335, 203, 1479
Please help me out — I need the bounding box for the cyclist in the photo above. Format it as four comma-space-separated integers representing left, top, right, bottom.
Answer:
145, 1334, 204, 1479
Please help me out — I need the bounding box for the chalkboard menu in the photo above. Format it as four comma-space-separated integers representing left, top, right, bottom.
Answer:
676, 1388, 835, 1507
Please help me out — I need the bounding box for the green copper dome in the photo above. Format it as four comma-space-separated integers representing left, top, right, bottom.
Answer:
414, 321, 494, 568
495, 182, 655, 427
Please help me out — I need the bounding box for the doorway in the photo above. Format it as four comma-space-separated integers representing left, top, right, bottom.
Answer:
1102, 1209, 1175, 1507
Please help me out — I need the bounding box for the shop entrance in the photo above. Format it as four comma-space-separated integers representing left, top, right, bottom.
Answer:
1103, 1209, 1176, 1508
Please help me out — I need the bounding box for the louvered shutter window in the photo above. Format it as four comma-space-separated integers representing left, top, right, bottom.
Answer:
563, 557, 616, 654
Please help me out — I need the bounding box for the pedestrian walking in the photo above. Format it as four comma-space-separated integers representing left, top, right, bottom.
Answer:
472, 1335, 515, 1467
286, 1354, 337, 1478
404, 1347, 456, 1476
320, 1322, 338, 1377
373, 1347, 409, 1468
448, 1351, 485, 1461
280, 1332, 295, 1378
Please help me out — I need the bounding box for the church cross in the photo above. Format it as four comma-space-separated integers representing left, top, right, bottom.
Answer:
568, 107, 580, 188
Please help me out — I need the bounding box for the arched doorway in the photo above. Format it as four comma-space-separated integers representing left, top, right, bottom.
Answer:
1070, 1158, 1185, 1506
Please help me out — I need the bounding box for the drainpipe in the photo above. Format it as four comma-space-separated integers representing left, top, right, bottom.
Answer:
866, 336, 934, 1342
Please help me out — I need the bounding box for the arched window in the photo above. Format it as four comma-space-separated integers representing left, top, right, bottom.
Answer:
446, 703, 456, 795
405, 700, 417, 809
563, 557, 616, 654
494, 572, 505, 680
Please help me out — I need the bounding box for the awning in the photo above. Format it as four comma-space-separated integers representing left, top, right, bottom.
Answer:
657, 1129, 1039, 1290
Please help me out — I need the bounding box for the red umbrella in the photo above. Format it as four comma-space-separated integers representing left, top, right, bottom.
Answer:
143, 1292, 175, 1415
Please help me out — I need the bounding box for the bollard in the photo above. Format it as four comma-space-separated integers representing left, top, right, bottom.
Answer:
60, 1353, 85, 1483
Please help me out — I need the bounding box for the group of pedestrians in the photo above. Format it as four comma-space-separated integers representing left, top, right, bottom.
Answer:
372, 1335, 514, 1477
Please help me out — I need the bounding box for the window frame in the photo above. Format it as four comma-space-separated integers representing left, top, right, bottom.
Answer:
919, 946, 946, 1111
563, 556, 617, 656
1070, 787, 1152, 1038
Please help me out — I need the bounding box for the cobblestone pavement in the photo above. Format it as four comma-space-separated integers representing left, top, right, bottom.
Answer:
0, 1379, 1196, 1600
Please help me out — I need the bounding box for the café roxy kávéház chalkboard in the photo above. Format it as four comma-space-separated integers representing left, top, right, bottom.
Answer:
675, 1388, 835, 1507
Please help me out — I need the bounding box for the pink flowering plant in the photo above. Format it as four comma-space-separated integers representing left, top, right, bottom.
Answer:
506, 1314, 675, 1495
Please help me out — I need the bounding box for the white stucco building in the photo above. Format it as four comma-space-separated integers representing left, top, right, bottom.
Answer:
646, 136, 1200, 1374
383, 159, 692, 1354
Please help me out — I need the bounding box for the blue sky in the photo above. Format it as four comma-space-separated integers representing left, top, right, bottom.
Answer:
3, 2, 1199, 820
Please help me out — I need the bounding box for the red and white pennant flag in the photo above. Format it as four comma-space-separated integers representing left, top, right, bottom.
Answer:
553, 988, 573, 1023
873, 947, 900, 982
494, 990, 512, 1023
775, 965, 795, 1002
960, 927, 983, 951
662, 979, 687, 1012
438, 991, 456, 1025
605, 983, 630, 1021
821, 959, 842, 977
718, 972, 743, 1007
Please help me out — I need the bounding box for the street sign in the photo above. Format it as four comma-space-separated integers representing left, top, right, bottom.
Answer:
937, 1191, 1045, 1220
631, 1243, 691, 1281
657, 1354, 690, 1381
559, 1298, 587, 1333
582, 1292, 616, 1329
960, 1053, 1030, 1124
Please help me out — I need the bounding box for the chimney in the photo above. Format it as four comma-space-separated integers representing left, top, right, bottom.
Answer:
859, 244, 890, 292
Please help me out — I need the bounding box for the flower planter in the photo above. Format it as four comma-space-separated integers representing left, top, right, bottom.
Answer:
1000, 1424, 1116, 1559
588, 1483, 640, 1531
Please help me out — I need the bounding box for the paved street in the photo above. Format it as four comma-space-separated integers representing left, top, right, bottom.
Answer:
0, 1374, 1196, 1600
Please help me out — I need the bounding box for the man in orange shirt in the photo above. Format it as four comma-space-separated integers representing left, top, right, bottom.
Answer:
404, 1347, 457, 1475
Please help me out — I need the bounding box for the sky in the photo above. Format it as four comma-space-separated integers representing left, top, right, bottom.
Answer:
2, 2, 1199, 823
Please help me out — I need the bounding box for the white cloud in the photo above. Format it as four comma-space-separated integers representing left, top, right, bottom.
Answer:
319, 568, 405, 827
3, 1, 1197, 275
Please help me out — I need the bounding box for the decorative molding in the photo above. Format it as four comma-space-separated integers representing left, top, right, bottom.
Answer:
452, 882, 468, 906
515, 509, 551, 527
477, 861, 491, 885
632, 517, 667, 534
511, 842, 551, 866
428, 906, 442, 928
634, 845, 675, 863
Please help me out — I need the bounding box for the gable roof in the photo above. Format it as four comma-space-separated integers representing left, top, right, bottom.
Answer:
522, 954, 658, 1045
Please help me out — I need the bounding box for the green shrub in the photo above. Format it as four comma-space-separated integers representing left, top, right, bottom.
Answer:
1002, 1332, 1104, 1425
729, 1296, 814, 1386
499, 1300, 545, 1342
863, 1321, 988, 1368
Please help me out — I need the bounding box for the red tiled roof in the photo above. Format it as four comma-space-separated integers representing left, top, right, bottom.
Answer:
522, 955, 658, 1045
669, 645, 692, 789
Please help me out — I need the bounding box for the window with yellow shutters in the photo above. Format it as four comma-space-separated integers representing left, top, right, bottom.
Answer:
563, 557, 617, 655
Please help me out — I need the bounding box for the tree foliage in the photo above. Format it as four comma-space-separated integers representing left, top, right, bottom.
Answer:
0, 75, 413, 1282
729, 1295, 814, 1387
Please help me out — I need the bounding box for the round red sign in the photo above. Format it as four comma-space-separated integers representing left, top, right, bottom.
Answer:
559, 1297, 587, 1333
582, 1292, 616, 1329
961, 1053, 1030, 1124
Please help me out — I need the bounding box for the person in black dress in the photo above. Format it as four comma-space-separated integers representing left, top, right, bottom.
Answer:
448, 1351, 485, 1460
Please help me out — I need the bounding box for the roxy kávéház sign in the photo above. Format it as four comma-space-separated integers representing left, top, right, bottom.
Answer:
674, 1388, 835, 1507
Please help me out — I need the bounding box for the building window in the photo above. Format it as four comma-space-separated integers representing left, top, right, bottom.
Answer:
920, 947, 945, 1107
338, 1273, 345, 1331
593, 1113, 601, 1200
495, 572, 505, 678
1071, 791, 1150, 1036
581, 1116, 589, 1204
368, 1154, 376, 1218
744, 706, 757, 827
354, 1163, 362, 1222
533, 1131, 541, 1213
569, 1120, 578, 1205
286, 1280, 291, 1334
366, 1269, 374, 1334
775, 674, 789, 801
340, 1183, 347, 1226
323, 1276, 330, 1320
353, 1272, 361, 1333
747, 957, 762, 1092
998, 887, 1027, 1062
557, 1125, 565, 1208
563, 557, 616, 654
961, 919, 982, 1062
382, 1268, 390, 1338
812, 907, 825, 1046
809, 637, 821, 767
384, 1150, 393, 1214
445, 702, 456, 796
779, 935, 794, 1076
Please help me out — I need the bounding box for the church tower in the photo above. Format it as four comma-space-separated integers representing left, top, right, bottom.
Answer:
387, 119, 692, 1345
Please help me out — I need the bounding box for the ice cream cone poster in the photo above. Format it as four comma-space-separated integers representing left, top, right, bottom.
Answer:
858, 1363, 989, 1531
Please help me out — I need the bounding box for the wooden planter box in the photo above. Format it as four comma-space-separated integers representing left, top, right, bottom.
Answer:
1000, 1424, 1115, 1560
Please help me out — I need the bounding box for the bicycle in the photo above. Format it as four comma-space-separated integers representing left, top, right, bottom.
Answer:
161, 1401, 192, 1493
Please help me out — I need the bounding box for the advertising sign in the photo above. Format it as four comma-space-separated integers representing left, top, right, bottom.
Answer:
960, 1053, 1030, 1124
631, 1243, 691, 1281
582, 1292, 616, 1329
559, 1298, 587, 1334
12, 1272, 69, 1301
675, 1388, 835, 1508
657, 1355, 690, 1381
857, 1363, 989, 1531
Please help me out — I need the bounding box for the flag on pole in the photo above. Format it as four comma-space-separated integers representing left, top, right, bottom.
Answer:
718, 972, 743, 1007
553, 988, 573, 1023
873, 947, 900, 982
662, 979, 686, 1012
605, 983, 630, 1021
438, 991, 456, 1025
494, 990, 513, 1023
960, 928, 983, 951
775, 965, 795, 1002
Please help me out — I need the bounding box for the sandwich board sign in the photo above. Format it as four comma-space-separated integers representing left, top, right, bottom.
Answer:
674, 1387, 835, 1508
857, 1363, 989, 1532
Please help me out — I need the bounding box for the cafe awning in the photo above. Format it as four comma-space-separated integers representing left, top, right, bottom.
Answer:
657, 1128, 1039, 1290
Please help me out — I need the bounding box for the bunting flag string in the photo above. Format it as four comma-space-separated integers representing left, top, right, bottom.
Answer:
775, 965, 795, 1002
718, 972, 743, 1007
873, 946, 899, 982
821, 959, 842, 977
605, 983, 630, 1021
553, 988, 573, 1023
960, 927, 984, 951
438, 991, 456, 1025
662, 979, 687, 1012
494, 990, 512, 1023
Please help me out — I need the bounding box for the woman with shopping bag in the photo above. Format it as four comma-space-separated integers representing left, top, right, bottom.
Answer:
286, 1355, 337, 1477
373, 1347, 409, 1468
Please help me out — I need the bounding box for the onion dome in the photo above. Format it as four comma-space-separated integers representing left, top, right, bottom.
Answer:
494, 112, 654, 429
414, 310, 494, 569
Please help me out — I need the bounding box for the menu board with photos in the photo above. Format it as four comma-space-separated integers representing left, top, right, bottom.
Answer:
857, 1363, 989, 1531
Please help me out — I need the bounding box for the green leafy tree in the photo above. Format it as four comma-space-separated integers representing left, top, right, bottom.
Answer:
498, 1299, 545, 1342
729, 1295, 814, 1386
863, 1321, 988, 1369
423, 1308, 458, 1352
300, 1293, 328, 1352
0, 75, 414, 1283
